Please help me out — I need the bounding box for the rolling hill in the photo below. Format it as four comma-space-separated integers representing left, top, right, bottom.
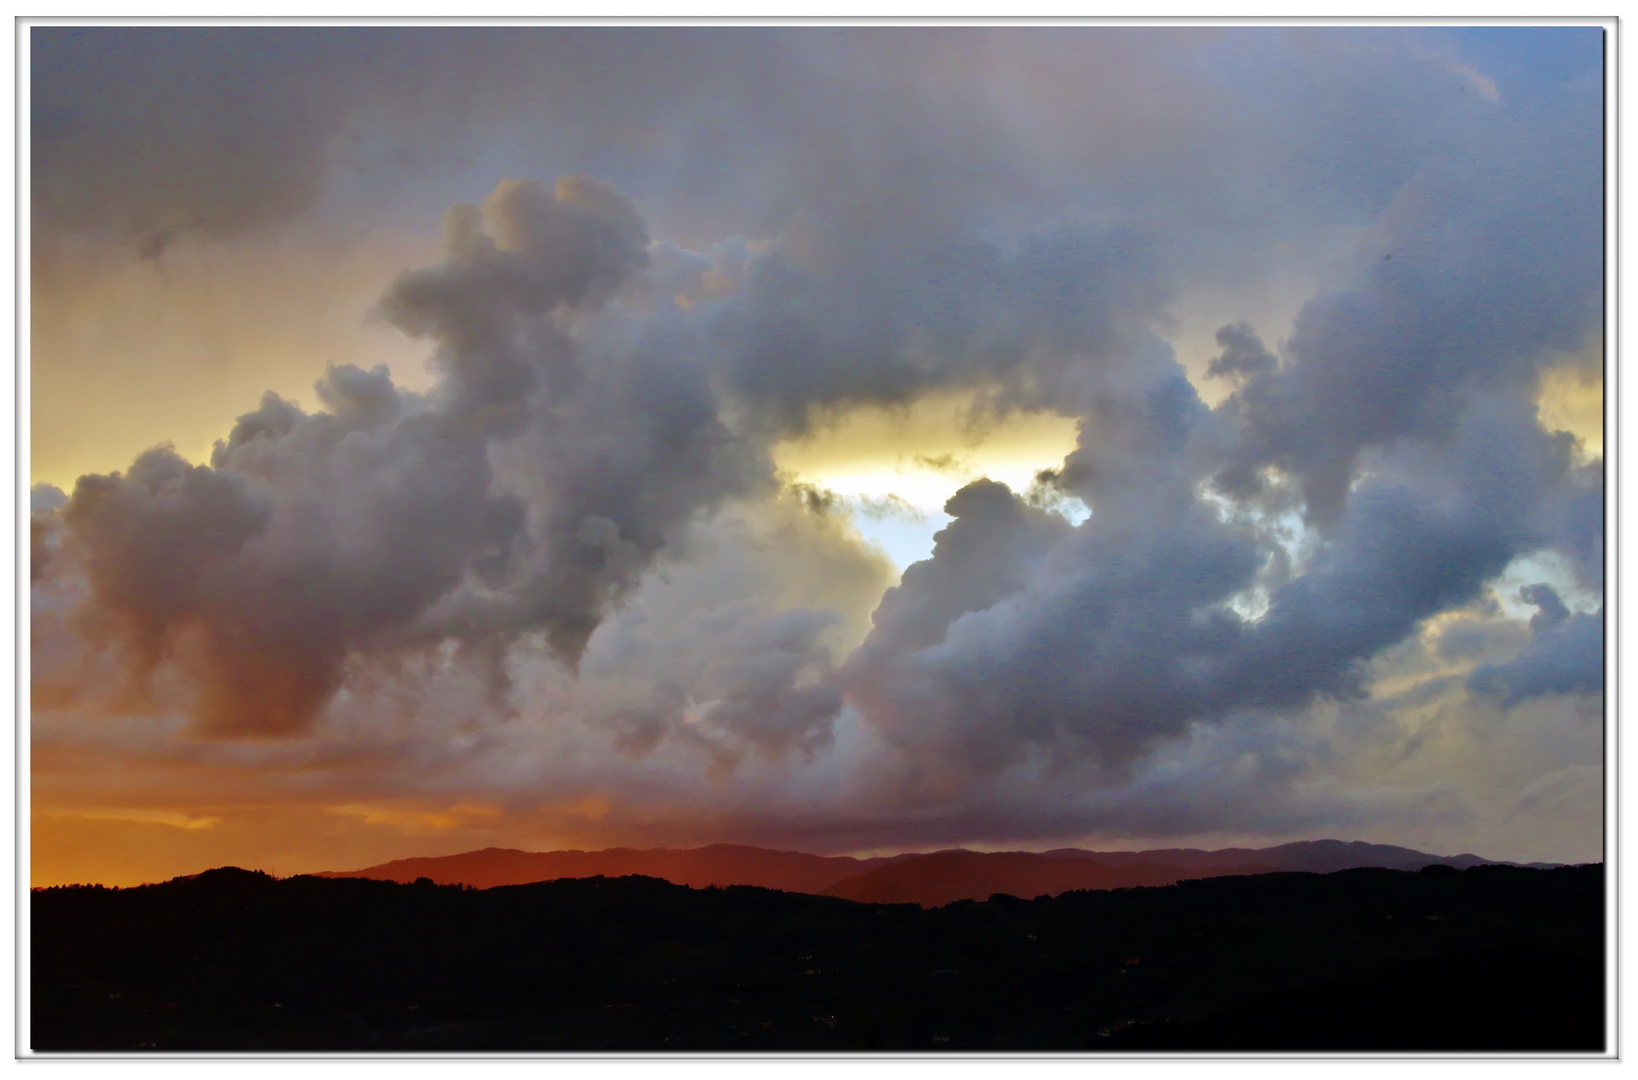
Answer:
311, 843, 910, 894
312, 838, 1531, 907
817, 851, 1275, 907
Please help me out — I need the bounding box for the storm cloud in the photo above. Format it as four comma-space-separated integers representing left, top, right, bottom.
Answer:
29, 26, 1605, 872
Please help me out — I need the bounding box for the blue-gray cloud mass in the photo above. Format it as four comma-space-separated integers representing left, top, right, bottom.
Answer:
29, 26, 1605, 859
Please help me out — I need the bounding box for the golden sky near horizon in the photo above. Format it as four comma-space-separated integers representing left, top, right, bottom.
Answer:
29, 233, 438, 492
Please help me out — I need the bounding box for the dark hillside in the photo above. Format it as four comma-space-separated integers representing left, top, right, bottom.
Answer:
1046, 839, 1524, 873
311, 843, 910, 893
819, 850, 1274, 907
32, 863, 1602, 1052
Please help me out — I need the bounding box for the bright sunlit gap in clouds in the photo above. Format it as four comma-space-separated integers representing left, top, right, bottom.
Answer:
772, 389, 1088, 569
1536, 354, 1604, 462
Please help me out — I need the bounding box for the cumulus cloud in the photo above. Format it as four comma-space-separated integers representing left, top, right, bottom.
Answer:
30, 27, 1604, 866
58, 385, 512, 735
42, 177, 762, 735
1206, 86, 1600, 525
836, 369, 1585, 787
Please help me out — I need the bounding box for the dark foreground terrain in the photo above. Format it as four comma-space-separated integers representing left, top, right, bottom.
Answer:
33, 863, 1602, 1052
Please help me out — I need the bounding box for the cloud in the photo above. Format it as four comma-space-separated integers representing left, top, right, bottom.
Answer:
854, 493, 925, 522
700, 217, 1174, 437
29, 28, 1604, 869
1435, 615, 1529, 663
43, 177, 764, 735
30, 484, 68, 581
1206, 77, 1600, 525
1469, 610, 1604, 707
531, 489, 896, 766
1518, 583, 1570, 633
830, 346, 1588, 813
1205, 321, 1279, 381
44, 808, 225, 831
58, 397, 507, 735
32, 28, 341, 251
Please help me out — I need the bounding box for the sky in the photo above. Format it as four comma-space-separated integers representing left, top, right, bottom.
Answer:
27, 25, 1606, 886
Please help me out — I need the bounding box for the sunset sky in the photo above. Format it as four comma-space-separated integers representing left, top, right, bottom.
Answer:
28, 26, 1606, 886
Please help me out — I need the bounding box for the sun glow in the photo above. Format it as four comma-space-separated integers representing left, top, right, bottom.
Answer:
771, 390, 1084, 566
1536, 362, 1604, 461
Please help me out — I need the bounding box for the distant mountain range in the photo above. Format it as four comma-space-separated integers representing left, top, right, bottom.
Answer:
313, 839, 1558, 908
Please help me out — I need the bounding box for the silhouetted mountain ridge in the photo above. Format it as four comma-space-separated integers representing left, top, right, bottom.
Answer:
313, 838, 1551, 907
312, 842, 912, 893
1042, 839, 1560, 874
817, 851, 1281, 908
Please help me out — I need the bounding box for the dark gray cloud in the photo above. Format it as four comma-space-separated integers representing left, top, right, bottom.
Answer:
1469, 608, 1604, 707
1552, 462, 1605, 592
701, 219, 1172, 437
1519, 583, 1571, 633
1206, 322, 1279, 381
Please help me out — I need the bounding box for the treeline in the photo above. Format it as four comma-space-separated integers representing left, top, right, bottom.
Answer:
32, 863, 1602, 1052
